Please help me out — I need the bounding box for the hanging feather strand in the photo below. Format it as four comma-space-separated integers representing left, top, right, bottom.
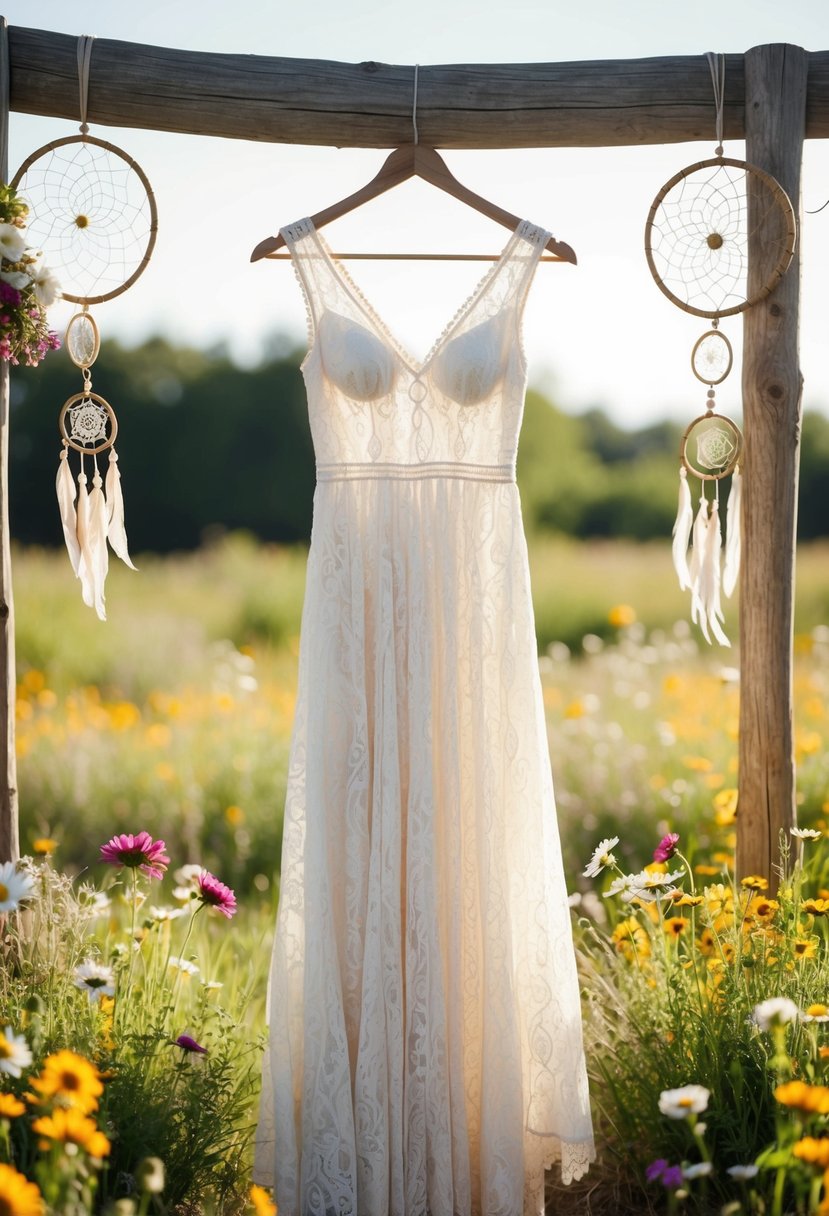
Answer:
55, 448, 81, 575
688, 494, 709, 629
85, 468, 109, 621
672, 467, 694, 589
723, 465, 742, 598
76, 469, 93, 610
105, 449, 137, 570
697, 499, 730, 647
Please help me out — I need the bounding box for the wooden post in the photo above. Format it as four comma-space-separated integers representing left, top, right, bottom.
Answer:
737, 44, 808, 884
0, 13, 17, 863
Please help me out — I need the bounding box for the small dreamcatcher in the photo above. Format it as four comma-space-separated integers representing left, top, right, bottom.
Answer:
644, 53, 796, 646
12, 35, 157, 620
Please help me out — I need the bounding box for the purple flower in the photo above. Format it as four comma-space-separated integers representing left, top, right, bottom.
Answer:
0, 281, 20, 307
174, 1034, 207, 1055
197, 870, 237, 919
100, 831, 170, 879
646, 1159, 684, 1189
654, 832, 680, 863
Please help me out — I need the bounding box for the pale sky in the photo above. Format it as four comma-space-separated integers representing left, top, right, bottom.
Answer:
7, 0, 829, 425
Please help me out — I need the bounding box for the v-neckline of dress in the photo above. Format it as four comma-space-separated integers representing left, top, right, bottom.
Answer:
305, 218, 531, 379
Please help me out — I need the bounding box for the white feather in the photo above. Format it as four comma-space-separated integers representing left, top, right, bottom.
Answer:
723, 466, 742, 598
689, 495, 709, 628
671, 468, 693, 589
698, 500, 730, 647
55, 450, 81, 575
87, 470, 109, 621
76, 471, 94, 609
105, 449, 137, 570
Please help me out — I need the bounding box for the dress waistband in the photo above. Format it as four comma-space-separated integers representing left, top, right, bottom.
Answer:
316, 461, 515, 484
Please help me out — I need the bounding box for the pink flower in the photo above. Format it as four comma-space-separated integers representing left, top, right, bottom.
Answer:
654, 832, 680, 863
197, 870, 237, 918
174, 1034, 207, 1055
100, 831, 170, 879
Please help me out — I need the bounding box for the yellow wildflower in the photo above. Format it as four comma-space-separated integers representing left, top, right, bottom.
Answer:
714, 788, 738, 826
0, 1093, 25, 1118
608, 604, 636, 628
776, 1081, 829, 1114
698, 928, 717, 956
0, 1162, 44, 1216
794, 937, 819, 962
29, 1051, 103, 1114
611, 917, 651, 961
804, 899, 829, 917
31, 839, 56, 856
225, 805, 245, 826
30, 1108, 110, 1158
747, 897, 780, 922
671, 893, 703, 908
793, 1137, 829, 1168
663, 917, 690, 939
741, 875, 769, 892
695, 864, 720, 877
250, 1184, 277, 1216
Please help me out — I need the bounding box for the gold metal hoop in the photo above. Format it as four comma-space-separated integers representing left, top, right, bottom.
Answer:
58, 391, 118, 455
645, 156, 797, 319
12, 134, 158, 306
679, 412, 742, 481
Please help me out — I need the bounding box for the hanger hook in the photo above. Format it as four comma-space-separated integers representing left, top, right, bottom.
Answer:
77, 34, 96, 138
412, 63, 420, 146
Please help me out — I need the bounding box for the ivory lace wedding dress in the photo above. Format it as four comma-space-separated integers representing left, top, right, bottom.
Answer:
253, 217, 595, 1216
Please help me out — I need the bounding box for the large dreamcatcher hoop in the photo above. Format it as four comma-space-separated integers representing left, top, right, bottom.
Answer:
643, 52, 797, 647
11, 35, 158, 620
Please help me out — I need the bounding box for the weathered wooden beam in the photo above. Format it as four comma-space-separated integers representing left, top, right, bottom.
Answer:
0, 14, 18, 864
6, 25, 829, 147
737, 44, 808, 887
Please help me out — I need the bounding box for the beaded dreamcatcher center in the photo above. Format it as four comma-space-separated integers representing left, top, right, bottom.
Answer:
644, 53, 796, 646
12, 36, 157, 620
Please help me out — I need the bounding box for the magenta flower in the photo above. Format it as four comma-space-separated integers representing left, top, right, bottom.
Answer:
100, 831, 170, 879
654, 832, 680, 864
174, 1034, 207, 1055
197, 870, 237, 919
646, 1159, 669, 1182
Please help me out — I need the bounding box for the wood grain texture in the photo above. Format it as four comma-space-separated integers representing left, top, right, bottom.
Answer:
0, 14, 18, 863
737, 44, 809, 887
9, 27, 825, 147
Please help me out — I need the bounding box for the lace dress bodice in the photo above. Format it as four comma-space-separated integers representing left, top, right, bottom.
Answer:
280, 217, 551, 475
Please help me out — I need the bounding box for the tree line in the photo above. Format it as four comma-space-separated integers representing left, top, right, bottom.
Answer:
10, 335, 829, 551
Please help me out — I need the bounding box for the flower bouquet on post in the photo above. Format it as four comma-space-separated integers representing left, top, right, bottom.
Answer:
0, 182, 60, 366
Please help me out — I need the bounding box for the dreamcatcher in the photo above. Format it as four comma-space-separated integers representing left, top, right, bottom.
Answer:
12, 35, 157, 620
644, 53, 796, 645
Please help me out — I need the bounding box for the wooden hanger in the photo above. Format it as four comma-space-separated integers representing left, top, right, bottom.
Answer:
250, 144, 577, 265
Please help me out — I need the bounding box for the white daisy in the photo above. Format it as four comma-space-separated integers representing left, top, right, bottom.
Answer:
0, 269, 30, 291
752, 997, 801, 1031
148, 905, 188, 922
74, 960, 116, 1001
791, 827, 822, 840
801, 1003, 829, 1023
0, 1026, 32, 1078
202, 980, 224, 991
583, 836, 620, 878
727, 1164, 759, 1180
29, 261, 61, 307
0, 861, 35, 913
168, 956, 199, 976
682, 1162, 713, 1179
0, 223, 25, 262
658, 1084, 710, 1119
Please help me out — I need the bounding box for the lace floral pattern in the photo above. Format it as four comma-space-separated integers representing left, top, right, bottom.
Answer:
253, 219, 595, 1215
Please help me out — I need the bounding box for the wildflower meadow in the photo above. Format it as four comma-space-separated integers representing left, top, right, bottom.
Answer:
6, 536, 829, 1213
